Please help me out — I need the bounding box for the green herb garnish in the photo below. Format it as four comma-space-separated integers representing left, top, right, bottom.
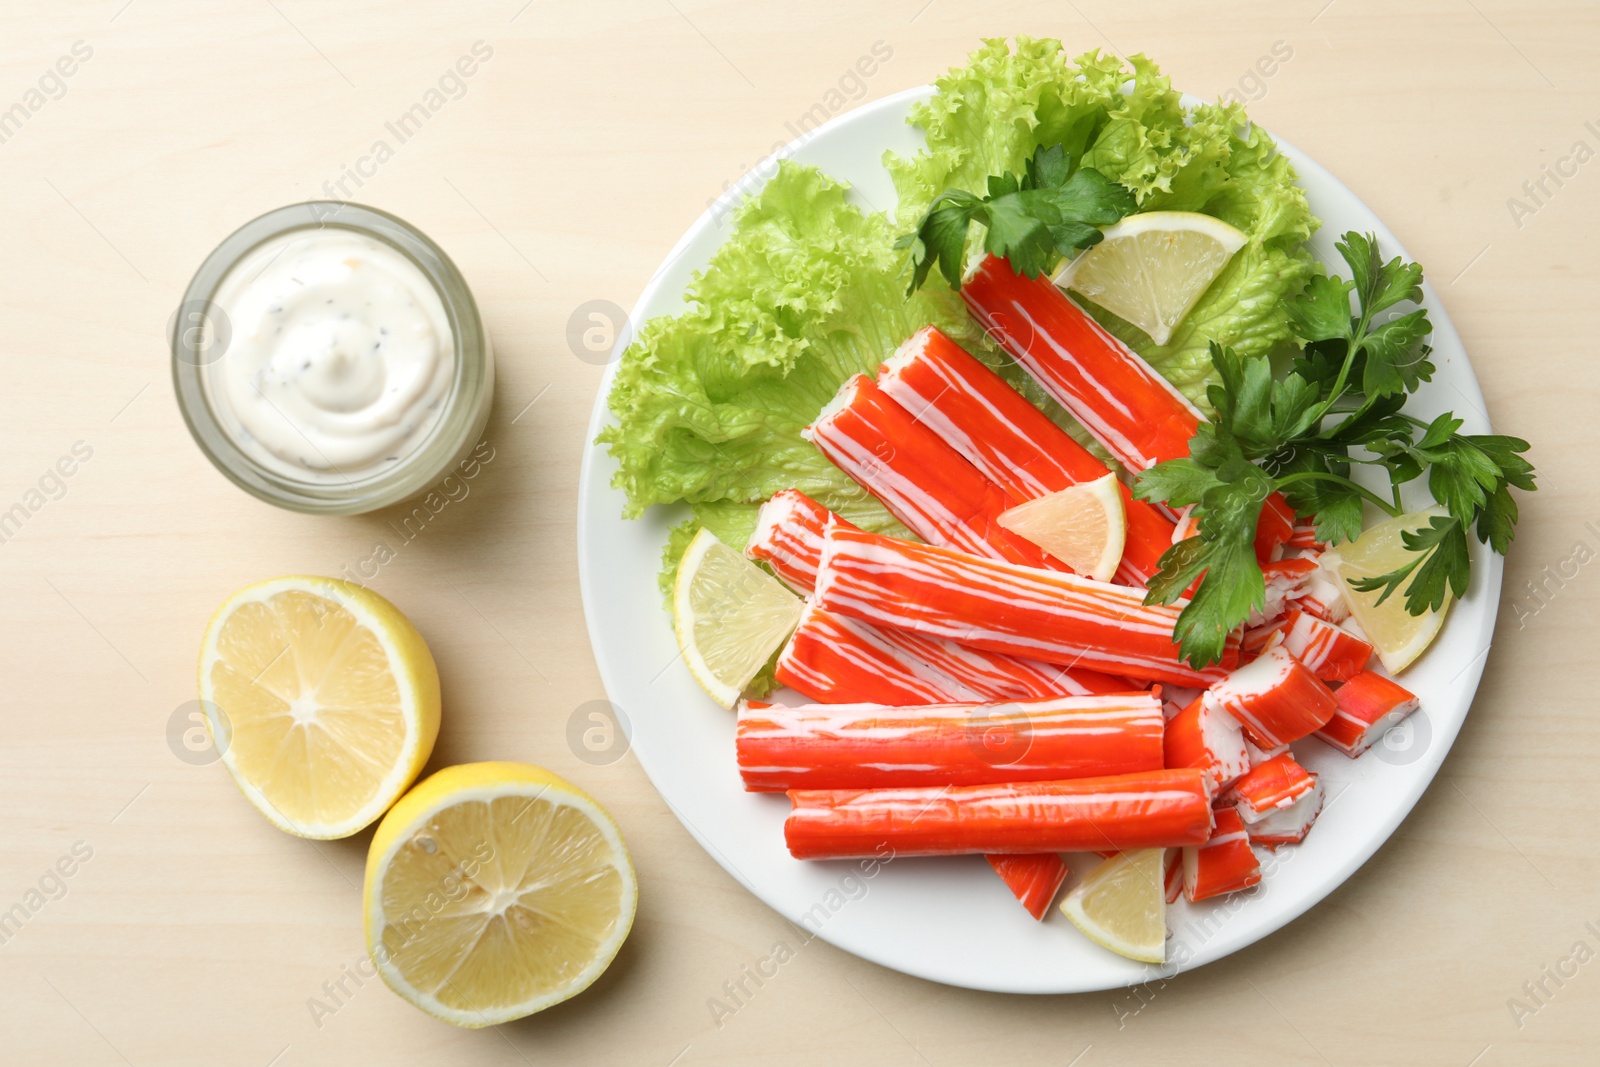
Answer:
896, 143, 1135, 294
1137, 232, 1535, 667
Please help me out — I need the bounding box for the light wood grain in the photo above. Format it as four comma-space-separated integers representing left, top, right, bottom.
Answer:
0, 1, 1595, 1064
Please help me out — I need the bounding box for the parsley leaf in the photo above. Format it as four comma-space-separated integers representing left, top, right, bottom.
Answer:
1135, 233, 1535, 669
896, 143, 1135, 294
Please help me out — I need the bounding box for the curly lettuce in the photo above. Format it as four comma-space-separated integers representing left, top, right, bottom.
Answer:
885, 38, 1318, 408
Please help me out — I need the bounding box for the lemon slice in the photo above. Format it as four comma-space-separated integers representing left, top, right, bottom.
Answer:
198, 576, 440, 839
996, 473, 1127, 582
673, 528, 803, 708
1320, 507, 1452, 674
1060, 849, 1167, 963
363, 762, 637, 1027
1053, 211, 1248, 346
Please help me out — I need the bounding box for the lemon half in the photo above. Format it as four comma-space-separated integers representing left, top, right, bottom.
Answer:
363, 762, 637, 1027
198, 576, 440, 839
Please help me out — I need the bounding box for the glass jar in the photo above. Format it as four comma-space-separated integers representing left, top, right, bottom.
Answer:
171, 201, 494, 515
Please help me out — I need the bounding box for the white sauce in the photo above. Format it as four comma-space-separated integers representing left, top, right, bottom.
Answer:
203, 229, 455, 482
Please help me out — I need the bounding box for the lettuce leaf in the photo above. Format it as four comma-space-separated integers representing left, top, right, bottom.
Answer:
601, 161, 986, 524
884, 38, 1319, 409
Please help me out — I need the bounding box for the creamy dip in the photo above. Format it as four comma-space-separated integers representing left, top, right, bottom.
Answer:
203, 229, 455, 482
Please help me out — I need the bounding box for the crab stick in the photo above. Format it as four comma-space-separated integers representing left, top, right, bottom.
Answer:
748, 491, 1133, 698
1314, 670, 1420, 758
960, 254, 1294, 560
815, 526, 1237, 688
1242, 777, 1324, 848
1182, 808, 1262, 902
1249, 558, 1319, 627
986, 855, 1069, 920
804, 373, 1058, 570
783, 768, 1214, 859
1163, 696, 1249, 791
1228, 753, 1317, 821
1164, 848, 1184, 904
1293, 557, 1351, 624
876, 325, 1174, 586
766, 592, 1075, 912
1205, 644, 1338, 748
1280, 608, 1373, 683
736, 693, 1165, 792
775, 602, 982, 706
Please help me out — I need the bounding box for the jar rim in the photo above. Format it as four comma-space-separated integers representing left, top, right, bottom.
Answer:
171, 201, 493, 515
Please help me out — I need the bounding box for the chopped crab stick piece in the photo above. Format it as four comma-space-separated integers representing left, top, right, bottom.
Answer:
1280, 608, 1373, 683
748, 492, 1134, 698
736, 692, 1165, 792
1242, 618, 1287, 659
1287, 520, 1326, 553
1245, 738, 1290, 766
1249, 558, 1318, 627
1228, 753, 1317, 822
815, 526, 1238, 688
960, 254, 1294, 560
986, 854, 1070, 921
1243, 777, 1324, 848
1293, 559, 1351, 624
1163, 697, 1249, 791
775, 601, 982, 706
1205, 644, 1338, 749
805, 373, 1058, 570
783, 769, 1214, 859
876, 325, 1174, 586
1164, 848, 1184, 904
1314, 670, 1420, 758
1182, 808, 1262, 902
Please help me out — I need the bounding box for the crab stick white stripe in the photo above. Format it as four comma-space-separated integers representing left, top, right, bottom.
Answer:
783, 769, 1215, 858
814, 525, 1237, 688
805, 373, 1061, 570
876, 325, 1174, 586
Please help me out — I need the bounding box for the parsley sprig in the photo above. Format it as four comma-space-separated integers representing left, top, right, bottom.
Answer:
1136, 232, 1535, 668
896, 144, 1136, 294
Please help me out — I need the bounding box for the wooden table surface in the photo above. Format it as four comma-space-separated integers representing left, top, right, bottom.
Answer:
1, 1, 1595, 1064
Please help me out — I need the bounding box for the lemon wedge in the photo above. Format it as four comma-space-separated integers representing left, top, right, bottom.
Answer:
1320, 507, 1452, 674
996, 472, 1127, 582
1053, 211, 1247, 346
198, 576, 440, 839
1060, 849, 1167, 963
673, 528, 803, 708
363, 762, 637, 1027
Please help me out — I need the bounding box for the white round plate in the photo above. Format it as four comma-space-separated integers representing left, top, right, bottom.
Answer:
577, 85, 1501, 993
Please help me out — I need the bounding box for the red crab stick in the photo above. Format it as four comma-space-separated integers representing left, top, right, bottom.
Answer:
986, 854, 1070, 921
767, 593, 1072, 915
1181, 808, 1262, 902
960, 255, 1294, 560
1163, 696, 1249, 791
1314, 670, 1420, 758
805, 373, 1060, 570
1279, 608, 1373, 683
748, 490, 1131, 698
736, 692, 1165, 792
815, 525, 1237, 688
876, 326, 1174, 586
784, 768, 1214, 859
1204, 644, 1338, 748
775, 601, 982, 706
